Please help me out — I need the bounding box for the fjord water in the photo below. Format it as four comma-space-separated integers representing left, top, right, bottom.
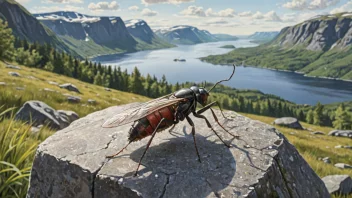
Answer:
94, 39, 352, 105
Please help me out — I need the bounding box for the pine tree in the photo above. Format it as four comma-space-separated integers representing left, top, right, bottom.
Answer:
313, 102, 324, 126
129, 67, 144, 94
0, 19, 15, 60
94, 71, 103, 85
306, 110, 314, 124
333, 104, 351, 130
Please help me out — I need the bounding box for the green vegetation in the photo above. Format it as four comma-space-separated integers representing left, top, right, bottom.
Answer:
220, 45, 236, 49
243, 113, 352, 180
0, 19, 15, 60
0, 107, 54, 198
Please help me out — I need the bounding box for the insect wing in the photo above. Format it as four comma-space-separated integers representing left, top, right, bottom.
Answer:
102, 97, 185, 128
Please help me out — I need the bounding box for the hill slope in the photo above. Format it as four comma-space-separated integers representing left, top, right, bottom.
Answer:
155, 26, 237, 45
34, 12, 173, 58
0, 0, 71, 53
202, 12, 352, 81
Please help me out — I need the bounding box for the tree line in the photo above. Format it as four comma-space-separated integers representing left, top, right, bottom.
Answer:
1, 19, 351, 130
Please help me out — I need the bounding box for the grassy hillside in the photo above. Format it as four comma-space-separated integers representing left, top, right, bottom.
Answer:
0, 61, 149, 116
0, 61, 351, 197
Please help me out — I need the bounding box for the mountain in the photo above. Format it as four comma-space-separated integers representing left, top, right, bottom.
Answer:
124, 19, 174, 49
248, 31, 279, 43
0, 0, 71, 53
213, 34, 238, 41
34, 12, 173, 58
155, 26, 236, 45
202, 12, 352, 81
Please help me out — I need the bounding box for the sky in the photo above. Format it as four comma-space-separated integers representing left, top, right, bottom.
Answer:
17, 0, 352, 35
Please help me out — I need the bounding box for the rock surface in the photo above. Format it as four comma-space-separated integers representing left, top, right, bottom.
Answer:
27, 103, 329, 198
15, 100, 78, 130
59, 83, 80, 93
328, 130, 352, 138
273, 117, 303, 129
322, 175, 352, 195
8, 71, 21, 77
335, 163, 352, 169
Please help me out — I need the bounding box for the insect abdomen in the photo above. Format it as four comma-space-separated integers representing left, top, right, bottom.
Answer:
129, 106, 175, 142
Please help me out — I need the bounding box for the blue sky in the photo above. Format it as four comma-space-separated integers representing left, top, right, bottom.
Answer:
18, 0, 352, 34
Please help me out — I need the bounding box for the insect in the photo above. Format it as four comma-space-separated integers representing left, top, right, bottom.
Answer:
102, 64, 239, 176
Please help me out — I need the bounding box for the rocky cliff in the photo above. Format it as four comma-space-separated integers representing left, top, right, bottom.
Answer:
272, 12, 352, 51
0, 0, 69, 52
27, 103, 329, 197
155, 26, 223, 45
248, 31, 279, 42
34, 12, 173, 57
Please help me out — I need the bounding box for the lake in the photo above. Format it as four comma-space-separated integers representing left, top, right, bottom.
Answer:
93, 39, 352, 105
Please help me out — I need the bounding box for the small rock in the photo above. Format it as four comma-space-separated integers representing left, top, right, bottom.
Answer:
31, 126, 41, 134
43, 88, 55, 92
27, 76, 38, 80
306, 128, 314, 132
289, 132, 296, 135
335, 145, 343, 149
88, 99, 96, 104
335, 163, 352, 169
311, 131, 325, 135
8, 72, 21, 77
48, 81, 59, 85
57, 110, 79, 123
16, 87, 25, 90
344, 146, 352, 149
322, 157, 331, 164
67, 96, 81, 103
6, 64, 21, 70
273, 117, 303, 129
322, 175, 352, 195
0, 82, 6, 86
59, 83, 80, 93
328, 130, 352, 138
104, 88, 111, 92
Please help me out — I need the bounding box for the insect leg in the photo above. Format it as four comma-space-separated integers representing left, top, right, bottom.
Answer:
192, 112, 230, 148
185, 116, 201, 163
197, 101, 227, 119
106, 140, 133, 159
134, 118, 169, 177
196, 102, 239, 139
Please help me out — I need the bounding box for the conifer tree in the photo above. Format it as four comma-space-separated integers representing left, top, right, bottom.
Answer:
313, 102, 324, 126
0, 19, 15, 60
333, 104, 351, 130
306, 110, 314, 124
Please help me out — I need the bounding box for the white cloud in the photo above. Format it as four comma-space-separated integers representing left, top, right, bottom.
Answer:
141, 8, 158, 16
204, 18, 229, 25
31, 5, 83, 13
283, 0, 307, 10
180, 6, 206, 17
283, 0, 340, 10
218, 8, 235, 18
141, 0, 194, 5
252, 11, 264, 19
88, 1, 119, 11
238, 11, 253, 17
128, 6, 139, 11
264, 11, 282, 21
43, 0, 83, 3
330, 0, 352, 13
182, 6, 235, 17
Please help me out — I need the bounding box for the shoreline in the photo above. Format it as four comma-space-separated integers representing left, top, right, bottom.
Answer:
236, 65, 352, 84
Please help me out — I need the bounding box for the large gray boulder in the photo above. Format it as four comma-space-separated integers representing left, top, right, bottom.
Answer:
322, 175, 352, 195
273, 117, 303, 129
15, 100, 78, 130
328, 130, 352, 138
27, 103, 329, 198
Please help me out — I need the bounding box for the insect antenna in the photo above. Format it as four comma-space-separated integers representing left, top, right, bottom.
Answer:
208, 64, 236, 93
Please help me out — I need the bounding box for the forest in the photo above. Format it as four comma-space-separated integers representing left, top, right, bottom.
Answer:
1, 19, 351, 130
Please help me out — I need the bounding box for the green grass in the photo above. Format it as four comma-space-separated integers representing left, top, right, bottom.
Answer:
242, 113, 352, 179
0, 107, 54, 198
1, 61, 351, 197
0, 61, 149, 117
